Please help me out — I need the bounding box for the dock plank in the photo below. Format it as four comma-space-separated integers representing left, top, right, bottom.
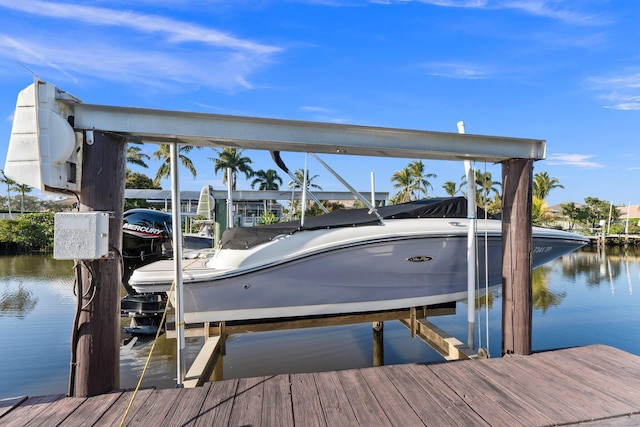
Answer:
125, 388, 182, 426
358, 365, 425, 426
499, 354, 634, 417
462, 356, 582, 424
290, 372, 327, 427
0, 396, 27, 419
384, 363, 490, 427
424, 362, 536, 426
193, 378, 238, 427
227, 376, 267, 427
0, 394, 65, 426
533, 345, 640, 407
337, 368, 393, 427
160, 385, 212, 427
313, 370, 359, 426
57, 391, 123, 427
567, 413, 640, 426
261, 374, 294, 427
490, 355, 612, 420
23, 397, 85, 427
93, 388, 154, 426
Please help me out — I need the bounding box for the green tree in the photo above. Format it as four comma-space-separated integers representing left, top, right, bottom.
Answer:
561, 198, 620, 231
210, 148, 254, 190
0, 212, 55, 252
442, 180, 462, 197
14, 183, 32, 214
532, 196, 553, 226
251, 169, 283, 214
127, 144, 150, 169
251, 169, 283, 191
390, 167, 413, 204
533, 171, 564, 200
126, 172, 160, 190
152, 144, 198, 186
0, 169, 17, 215
288, 169, 322, 192
474, 170, 501, 208
407, 160, 436, 199
125, 172, 162, 210
461, 170, 501, 209
583, 197, 617, 229
560, 202, 584, 231
288, 169, 322, 216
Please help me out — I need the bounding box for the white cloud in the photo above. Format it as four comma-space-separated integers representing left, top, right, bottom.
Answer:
546, 154, 603, 169
0, 0, 282, 91
0, 0, 279, 54
420, 62, 492, 79
586, 72, 640, 111
300, 106, 332, 113
385, 0, 609, 25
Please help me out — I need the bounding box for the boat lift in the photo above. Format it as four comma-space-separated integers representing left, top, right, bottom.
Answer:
5, 78, 544, 393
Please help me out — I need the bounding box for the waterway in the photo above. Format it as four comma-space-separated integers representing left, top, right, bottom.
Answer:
1, 245, 639, 399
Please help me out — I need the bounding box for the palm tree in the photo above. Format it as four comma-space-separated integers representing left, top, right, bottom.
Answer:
210, 148, 254, 191
251, 169, 283, 191
288, 169, 322, 192
442, 180, 462, 197
407, 160, 436, 199
390, 167, 413, 204
532, 196, 553, 226
251, 169, 283, 215
0, 169, 16, 216
288, 169, 322, 216
152, 144, 198, 185
475, 170, 501, 208
14, 183, 32, 214
533, 171, 564, 200
462, 170, 501, 208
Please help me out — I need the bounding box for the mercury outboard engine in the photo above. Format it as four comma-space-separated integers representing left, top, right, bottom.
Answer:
122, 208, 173, 283
121, 209, 173, 334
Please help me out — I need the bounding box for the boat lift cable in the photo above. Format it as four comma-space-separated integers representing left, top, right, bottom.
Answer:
309, 153, 384, 222
474, 162, 491, 359
270, 151, 330, 214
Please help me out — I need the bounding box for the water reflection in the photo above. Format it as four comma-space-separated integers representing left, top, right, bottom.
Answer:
0, 283, 38, 318
558, 246, 638, 293
532, 266, 566, 313
1, 254, 73, 278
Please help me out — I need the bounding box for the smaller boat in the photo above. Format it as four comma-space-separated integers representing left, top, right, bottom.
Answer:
129, 197, 588, 324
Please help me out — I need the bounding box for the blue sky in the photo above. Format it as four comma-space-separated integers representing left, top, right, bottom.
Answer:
0, 0, 638, 207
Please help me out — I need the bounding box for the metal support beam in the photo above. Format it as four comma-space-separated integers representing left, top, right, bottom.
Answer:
68, 103, 546, 163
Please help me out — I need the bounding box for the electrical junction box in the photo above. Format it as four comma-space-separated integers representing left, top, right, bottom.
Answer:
54, 212, 110, 260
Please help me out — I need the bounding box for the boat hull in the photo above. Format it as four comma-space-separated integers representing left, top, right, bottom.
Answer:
129, 221, 587, 323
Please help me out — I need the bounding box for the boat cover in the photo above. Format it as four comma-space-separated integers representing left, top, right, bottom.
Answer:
220, 197, 496, 250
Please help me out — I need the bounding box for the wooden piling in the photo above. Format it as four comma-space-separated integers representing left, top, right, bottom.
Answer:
73, 131, 126, 396
501, 158, 533, 356
372, 321, 384, 366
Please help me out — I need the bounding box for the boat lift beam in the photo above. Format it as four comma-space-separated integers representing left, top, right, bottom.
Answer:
67, 103, 546, 163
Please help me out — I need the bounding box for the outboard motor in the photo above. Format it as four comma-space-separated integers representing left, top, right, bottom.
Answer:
121, 209, 173, 334
123, 209, 172, 270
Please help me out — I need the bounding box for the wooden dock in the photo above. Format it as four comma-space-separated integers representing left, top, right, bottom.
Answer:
2, 344, 640, 426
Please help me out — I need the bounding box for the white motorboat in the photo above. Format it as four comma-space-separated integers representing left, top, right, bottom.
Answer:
128, 197, 588, 323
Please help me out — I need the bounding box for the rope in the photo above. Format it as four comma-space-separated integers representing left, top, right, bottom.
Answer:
119, 248, 216, 426
119, 279, 175, 427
